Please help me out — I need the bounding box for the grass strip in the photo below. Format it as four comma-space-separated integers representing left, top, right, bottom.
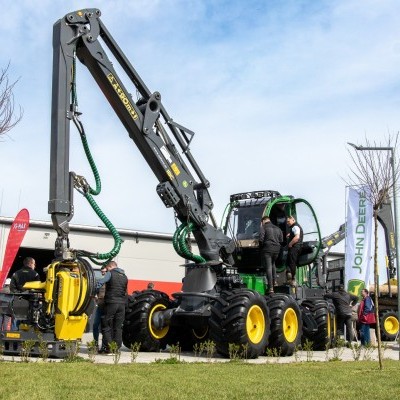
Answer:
0, 360, 397, 400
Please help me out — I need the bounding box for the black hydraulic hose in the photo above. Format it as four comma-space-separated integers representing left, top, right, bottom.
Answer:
70, 258, 96, 316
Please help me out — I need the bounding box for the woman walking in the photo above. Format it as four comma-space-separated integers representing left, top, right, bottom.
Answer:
358, 288, 376, 345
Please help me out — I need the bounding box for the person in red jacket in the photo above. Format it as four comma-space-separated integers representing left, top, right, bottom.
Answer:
358, 288, 376, 345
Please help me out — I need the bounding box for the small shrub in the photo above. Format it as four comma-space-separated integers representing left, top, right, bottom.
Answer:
362, 343, 374, 361
228, 343, 249, 362
302, 339, 314, 362
168, 343, 181, 361
130, 342, 141, 363
324, 342, 331, 362
63, 340, 86, 363
109, 341, 121, 365
193, 342, 202, 358
202, 340, 216, 362
294, 344, 302, 362
86, 340, 98, 363
20, 339, 36, 363
329, 337, 345, 361
350, 343, 362, 361
265, 347, 282, 363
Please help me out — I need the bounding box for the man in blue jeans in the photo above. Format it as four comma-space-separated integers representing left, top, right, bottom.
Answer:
93, 266, 107, 349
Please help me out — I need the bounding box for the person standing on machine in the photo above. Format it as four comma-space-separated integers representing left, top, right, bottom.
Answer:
286, 216, 303, 286
259, 216, 283, 294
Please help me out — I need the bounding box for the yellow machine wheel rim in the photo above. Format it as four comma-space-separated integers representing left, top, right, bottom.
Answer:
148, 303, 169, 339
332, 314, 337, 340
246, 305, 265, 344
283, 308, 298, 343
327, 311, 331, 338
384, 315, 399, 335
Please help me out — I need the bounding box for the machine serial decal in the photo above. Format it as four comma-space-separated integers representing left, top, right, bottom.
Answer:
166, 169, 174, 180
107, 73, 138, 121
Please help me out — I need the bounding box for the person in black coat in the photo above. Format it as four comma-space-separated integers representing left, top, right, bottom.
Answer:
324, 284, 358, 342
10, 257, 40, 293
259, 216, 283, 293
96, 260, 128, 353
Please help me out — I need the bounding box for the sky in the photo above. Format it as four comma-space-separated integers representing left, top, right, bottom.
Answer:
0, 0, 399, 261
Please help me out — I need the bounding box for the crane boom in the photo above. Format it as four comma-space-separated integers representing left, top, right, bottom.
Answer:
49, 9, 234, 263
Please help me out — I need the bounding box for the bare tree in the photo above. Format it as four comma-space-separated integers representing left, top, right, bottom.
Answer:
346, 133, 400, 370
0, 62, 23, 138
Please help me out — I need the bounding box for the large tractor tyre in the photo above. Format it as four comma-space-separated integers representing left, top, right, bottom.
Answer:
380, 310, 399, 341
122, 290, 171, 351
267, 294, 302, 356
301, 299, 332, 350
167, 325, 210, 351
209, 289, 270, 359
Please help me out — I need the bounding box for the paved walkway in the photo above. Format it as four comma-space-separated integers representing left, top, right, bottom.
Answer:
77, 333, 400, 364
2, 333, 399, 364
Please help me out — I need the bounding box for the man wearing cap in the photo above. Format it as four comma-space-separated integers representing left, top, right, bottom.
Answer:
324, 285, 358, 343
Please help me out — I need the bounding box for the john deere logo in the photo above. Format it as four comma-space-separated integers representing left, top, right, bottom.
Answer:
347, 279, 365, 297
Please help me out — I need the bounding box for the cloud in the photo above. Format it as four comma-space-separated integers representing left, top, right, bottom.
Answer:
0, 0, 398, 265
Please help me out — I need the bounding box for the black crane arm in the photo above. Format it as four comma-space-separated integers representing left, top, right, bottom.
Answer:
377, 195, 396, 280
49, 9, 234, 263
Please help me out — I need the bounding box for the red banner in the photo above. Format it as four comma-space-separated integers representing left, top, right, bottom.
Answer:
0, 209, 30, 287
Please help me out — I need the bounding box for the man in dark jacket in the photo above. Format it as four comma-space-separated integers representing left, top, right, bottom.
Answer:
97, 260, 128, 354
259, 216, 283, 293
324, 284, 358, 343
10, 257, 40, 293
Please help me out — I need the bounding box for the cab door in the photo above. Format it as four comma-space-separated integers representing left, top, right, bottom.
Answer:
291, 198, 322, 266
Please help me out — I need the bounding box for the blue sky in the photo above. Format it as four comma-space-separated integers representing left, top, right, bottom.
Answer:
0, 0, 399, 260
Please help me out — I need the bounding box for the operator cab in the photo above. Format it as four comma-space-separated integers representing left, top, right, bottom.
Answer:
223, 190, 322, 274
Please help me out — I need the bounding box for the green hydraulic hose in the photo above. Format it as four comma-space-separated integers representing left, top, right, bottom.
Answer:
71, 49, 121, 263
83, 192, 122, 260
172, 223, 187, 259
173, 222, 206, 264
79, 133, 101, 196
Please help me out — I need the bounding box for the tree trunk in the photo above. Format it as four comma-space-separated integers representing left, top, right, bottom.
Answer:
374, 211, 383, 369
